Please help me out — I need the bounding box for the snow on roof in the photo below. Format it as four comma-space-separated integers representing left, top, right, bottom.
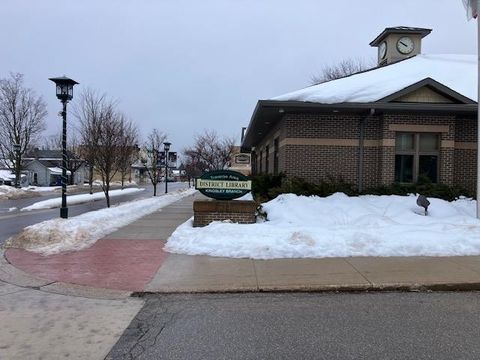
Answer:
0, 170, 15, 180
271, 54, 477, 104
48, 167, 71, 175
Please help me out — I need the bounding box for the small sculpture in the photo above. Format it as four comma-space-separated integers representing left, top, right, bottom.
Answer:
416, 194, 430, 216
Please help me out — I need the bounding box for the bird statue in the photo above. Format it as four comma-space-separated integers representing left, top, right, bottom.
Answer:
416, 194, 430, 216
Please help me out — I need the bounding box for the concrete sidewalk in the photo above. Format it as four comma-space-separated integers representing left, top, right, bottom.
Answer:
4, 191, 480, 294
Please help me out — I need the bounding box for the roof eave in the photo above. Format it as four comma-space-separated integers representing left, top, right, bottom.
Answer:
241, 100, 477, 149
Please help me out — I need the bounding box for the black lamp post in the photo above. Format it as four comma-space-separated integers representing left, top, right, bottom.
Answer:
49, 76, 79, 219
141, 158, 147, 184
163, 142, 171, 193
12, 143, 20, 188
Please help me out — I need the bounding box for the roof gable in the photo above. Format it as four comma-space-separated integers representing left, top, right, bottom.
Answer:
377, 78, 476, 104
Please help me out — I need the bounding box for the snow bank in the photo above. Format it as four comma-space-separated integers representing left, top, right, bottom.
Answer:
0, 185, 37, 200
24, 186, 61, 192
7, 188, 197, 255
21, 188, 144, 211
164, 193, 480, 259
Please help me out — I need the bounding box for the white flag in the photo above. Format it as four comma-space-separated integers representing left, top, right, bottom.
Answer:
463, 0, 480, 19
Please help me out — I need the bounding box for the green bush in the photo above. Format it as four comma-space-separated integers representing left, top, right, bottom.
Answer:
365, 182, 471, 202
251, 173, 470, 202
252, 174, 357, 202
250, 173, 285, 202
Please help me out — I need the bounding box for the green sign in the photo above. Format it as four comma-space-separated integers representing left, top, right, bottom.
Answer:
195, 170, 251, 200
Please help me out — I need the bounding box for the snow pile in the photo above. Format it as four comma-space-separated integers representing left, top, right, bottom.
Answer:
165, 193, 480, 259
21, 188, 144, 211
0, 185, 37, 200
6, 188, 197, 255
24, 185, 61, 192
272, 54, 477, 104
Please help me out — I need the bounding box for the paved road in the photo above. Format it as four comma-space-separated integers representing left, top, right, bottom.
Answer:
0, 182, 188, 244
108, 292, 480, 360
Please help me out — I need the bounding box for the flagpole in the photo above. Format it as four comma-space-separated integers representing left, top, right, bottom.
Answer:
477, 16, 480, 218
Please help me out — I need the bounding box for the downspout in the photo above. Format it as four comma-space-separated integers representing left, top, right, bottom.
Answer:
358, 108, 375, 193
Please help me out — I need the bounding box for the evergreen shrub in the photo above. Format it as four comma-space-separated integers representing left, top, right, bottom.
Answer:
251, 173, 471, 202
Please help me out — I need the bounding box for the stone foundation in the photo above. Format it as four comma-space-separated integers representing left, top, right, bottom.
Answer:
193, 200, 257, 227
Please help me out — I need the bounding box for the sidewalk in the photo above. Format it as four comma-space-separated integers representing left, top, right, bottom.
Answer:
4, 192, 480, 295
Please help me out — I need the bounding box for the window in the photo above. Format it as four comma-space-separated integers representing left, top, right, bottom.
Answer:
273, 138, 279, 175
395, 132, 439, 183
259, 151, 263, 174
265, 145, 269, 174
252, 151, 257, 174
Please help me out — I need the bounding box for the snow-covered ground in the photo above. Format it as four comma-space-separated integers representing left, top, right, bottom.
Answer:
7, 188, 197, 255
0, 185, 37, 200
24, 185, 61, 192
165, 193, 480, 259
21, 188, 144, 211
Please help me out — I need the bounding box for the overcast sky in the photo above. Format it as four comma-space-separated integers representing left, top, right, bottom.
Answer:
1, 0, 477, 153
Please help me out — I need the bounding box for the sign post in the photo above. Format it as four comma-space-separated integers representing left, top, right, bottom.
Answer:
193, 170, 256, 227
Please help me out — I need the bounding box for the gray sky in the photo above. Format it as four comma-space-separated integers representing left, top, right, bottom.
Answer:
1, 0, 477, 153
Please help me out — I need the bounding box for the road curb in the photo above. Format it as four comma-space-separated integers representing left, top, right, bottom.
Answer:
131, 282, 480, 296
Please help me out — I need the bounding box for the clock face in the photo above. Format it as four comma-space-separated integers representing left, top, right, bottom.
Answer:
396, 36, 414, 55
379, 41, 387, 59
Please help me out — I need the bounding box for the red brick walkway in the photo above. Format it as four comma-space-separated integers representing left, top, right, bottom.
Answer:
5, 239, 169, 291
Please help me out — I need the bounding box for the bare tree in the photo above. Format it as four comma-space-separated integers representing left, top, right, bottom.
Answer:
310, 58, 374, 85
74, 89, 105, 194
183, 130, 235, 173
142, 129, 167, 196
42, 133, 62, 150
0, 73, 47, 186
117, 115, 138, 189
93, 103, 124, 208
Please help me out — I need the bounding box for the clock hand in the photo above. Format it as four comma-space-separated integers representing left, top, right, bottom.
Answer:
400, 41, 408, 47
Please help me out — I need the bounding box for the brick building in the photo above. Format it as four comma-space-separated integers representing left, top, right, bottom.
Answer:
241, 27, 478, 193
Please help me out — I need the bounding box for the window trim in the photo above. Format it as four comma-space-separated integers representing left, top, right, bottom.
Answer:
395, 132, 440, 183
265, 145, 269, 174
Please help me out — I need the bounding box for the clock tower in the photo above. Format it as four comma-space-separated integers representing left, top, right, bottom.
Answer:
369, 26, 432, 66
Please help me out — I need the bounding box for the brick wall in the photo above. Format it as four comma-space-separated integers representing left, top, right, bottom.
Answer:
283, 113, 382, 187
193, 200, 257, 227
284, 144, 359, 184
454, 116, 477, 194
285, 114, 364, 139
255, 118, 286, 174
253, 111, 476, 192
454, 149, 476, 193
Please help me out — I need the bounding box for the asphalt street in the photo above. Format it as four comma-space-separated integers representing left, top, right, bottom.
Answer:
107, 292, 480, 360
0, 182, 188, 245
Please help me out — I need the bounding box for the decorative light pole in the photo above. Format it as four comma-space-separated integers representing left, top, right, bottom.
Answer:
163, 141, 171, 194
49, 76, 79, 219
12, 143, 20, 188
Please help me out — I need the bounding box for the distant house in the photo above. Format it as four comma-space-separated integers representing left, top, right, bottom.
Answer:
242, 27, 478, 193
0, 159, 28, 186
23, 149, 87, 186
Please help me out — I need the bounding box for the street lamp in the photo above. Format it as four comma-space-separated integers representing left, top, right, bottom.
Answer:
49, 76, 79, 219
12, 143, 20, 188
163, 141, 171, 193
141, 158, 147, 184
